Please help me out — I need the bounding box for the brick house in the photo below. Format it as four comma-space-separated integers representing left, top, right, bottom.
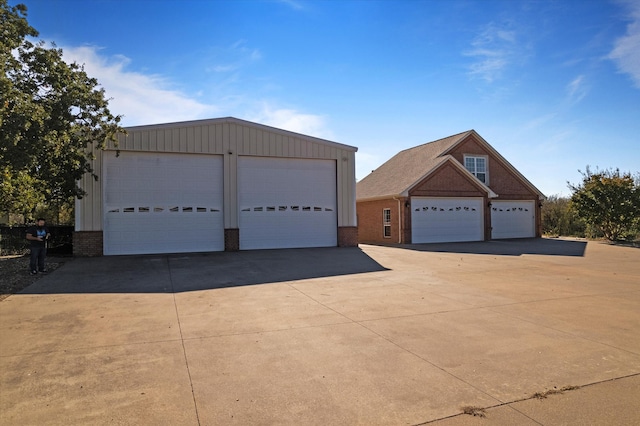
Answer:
356, 130, 545, 244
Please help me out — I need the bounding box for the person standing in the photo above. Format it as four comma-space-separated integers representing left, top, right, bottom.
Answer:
26, 218, 51, 275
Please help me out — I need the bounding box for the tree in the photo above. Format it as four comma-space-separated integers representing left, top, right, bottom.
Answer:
1, 0, 124, 220
541, 195, 585, 237
569, 167, 640, 241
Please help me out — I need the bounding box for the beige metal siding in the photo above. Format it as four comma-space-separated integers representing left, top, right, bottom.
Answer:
77, 118, 357, 232
75, 148, 103, 231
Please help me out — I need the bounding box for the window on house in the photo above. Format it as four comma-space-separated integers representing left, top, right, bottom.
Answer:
383, 208, 391, 238
464, 156, 488, 184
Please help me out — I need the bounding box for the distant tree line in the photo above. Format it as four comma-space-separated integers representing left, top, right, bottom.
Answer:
543, 167, 640, 241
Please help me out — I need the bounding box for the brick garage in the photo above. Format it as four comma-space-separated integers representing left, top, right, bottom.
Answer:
357, 130, 544, 244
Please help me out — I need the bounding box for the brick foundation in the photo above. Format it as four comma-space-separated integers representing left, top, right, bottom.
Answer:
73, 231, 103, 257
337, 226, 358, 247
224, 228, 239, 251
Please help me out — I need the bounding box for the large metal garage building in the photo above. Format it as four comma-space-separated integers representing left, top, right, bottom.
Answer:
74, 117, 358, 256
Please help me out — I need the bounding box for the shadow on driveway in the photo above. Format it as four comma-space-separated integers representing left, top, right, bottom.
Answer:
366, 238, 588, 257
19, 247, 389, 295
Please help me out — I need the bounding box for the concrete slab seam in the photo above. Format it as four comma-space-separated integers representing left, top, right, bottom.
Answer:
412, 372, 640, 425
167, 257, 202, 426
485, 306, 640, 357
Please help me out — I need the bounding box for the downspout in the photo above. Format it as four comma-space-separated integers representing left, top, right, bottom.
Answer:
392, 196, 402, 244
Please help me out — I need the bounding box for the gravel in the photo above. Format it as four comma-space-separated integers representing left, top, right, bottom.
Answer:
0, 255, 63, 301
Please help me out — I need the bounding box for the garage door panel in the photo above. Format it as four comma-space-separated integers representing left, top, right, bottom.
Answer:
491, 201, 535, 239
104, 152, 224, 255
239, 157, 337, 250
411, 197, 484, 243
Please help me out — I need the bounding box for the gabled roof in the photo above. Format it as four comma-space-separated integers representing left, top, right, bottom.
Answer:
123, 116, 358, 152
356, 130, 544, 200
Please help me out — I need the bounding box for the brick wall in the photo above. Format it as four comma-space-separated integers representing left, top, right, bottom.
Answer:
224, 228, 240, 251
337, 226, 358, 247
357, 199, 409, 244
410, 163, 486, 197
448, 135, 537, 197
73, 231, 103, 256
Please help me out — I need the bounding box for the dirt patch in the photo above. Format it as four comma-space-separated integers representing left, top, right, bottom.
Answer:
461, 406, 486, 417
532, 385, 581, 399
0, 255, 64, 301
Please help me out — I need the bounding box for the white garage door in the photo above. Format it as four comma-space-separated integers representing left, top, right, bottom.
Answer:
103, 152, 224, 255
491, 200, 535, 239
411, 197, 484, 243
239, 157, 337, 250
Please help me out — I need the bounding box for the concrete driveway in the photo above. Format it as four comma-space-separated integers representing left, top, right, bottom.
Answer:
1, 238, 639, 425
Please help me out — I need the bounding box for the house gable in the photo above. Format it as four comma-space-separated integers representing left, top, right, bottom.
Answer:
409, 161, 487, 198
445, 133, 541, 198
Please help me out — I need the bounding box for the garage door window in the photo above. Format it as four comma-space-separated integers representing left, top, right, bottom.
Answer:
464, 156, 488, 184
383, 208, 391, 238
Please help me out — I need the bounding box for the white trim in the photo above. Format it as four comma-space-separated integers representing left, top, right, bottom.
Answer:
383, 208, 391, 238
463, 154, 489, 185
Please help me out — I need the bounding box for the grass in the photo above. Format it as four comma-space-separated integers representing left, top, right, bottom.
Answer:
461, 406, 486, 418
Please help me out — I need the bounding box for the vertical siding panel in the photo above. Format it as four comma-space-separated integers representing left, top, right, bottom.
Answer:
205, 125, 213, 153
151, 130, 157, 151
186, 126, 194, 152
179, 127, 186, 152
223, 123, 229, 154
155, 129, 163, 152
237, 124, 243, 152
253, 130, 260, 156
252, 130, 260, 156
200, 125, 208, 153
193, 126, 202, 153
258, 130, 265, 156
275, 134, 282, 157
218, 124, 225, 153
170, 128, 179, 152
246, 126, 252, 154
214, 124, 222, 153
132, 132, 140, 151
92, 149, 103, 230
162, 129, 170, 152
256, 130, 263, 156
212, 125, 219, 153
142, 130, 150, 151
207, 126, 220, 153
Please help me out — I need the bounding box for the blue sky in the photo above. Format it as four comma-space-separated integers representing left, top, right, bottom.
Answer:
21, 0, 640, 196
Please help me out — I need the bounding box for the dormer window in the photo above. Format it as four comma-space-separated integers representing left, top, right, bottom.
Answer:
464, 155, 488, 184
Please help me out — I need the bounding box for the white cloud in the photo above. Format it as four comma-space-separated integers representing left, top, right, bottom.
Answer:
248, 103, 334, 140
61, 45, 219, 126
464, 22, 520, 83
566, 74, 589, 104
205, 40, 262, 75
609, 1, 640, 88
58, 45, 332, 142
